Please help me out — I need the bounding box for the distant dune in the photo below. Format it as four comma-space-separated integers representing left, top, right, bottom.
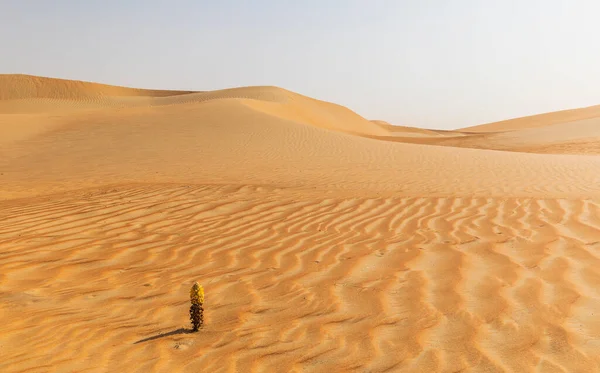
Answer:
371, 120, 455, 138
3, 75, 600, 372
374, 108, 600, 155
0, 74, 195, 100
3, 74, 600, 199
460, 104, 600, 133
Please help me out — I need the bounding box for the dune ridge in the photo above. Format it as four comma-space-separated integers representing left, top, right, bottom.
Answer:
3, 75, 600, 372
0, 75, 387, 138
3, 76, 600, 199
0, 74, 195, 100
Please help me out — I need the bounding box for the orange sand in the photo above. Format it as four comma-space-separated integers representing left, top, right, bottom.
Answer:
2, 75, 600, 372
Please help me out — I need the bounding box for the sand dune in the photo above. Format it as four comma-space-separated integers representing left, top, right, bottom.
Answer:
448, 117, 600, 154
0, 74, 195, 100
378, 117, 600, 155
372, 104, 600, 154
3, 76, 600, 199
3, 75, 600, 372
371, 120, 451, 137
460, 104, 600, 133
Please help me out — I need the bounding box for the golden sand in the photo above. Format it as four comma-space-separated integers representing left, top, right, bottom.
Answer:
2, 75, 600, 372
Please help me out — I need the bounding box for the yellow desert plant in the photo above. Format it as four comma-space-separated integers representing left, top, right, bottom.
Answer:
189, 282, 204, 332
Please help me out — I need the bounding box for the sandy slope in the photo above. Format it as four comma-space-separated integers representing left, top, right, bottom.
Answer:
371, 120, 455, 138
383, 121, 600, 155
460, 104, 600, 133
370, 105, 600, 155
3, 75, 600, 372
452, 117, 600, 154
0, 74, 195, 100
376, 116, 600, 155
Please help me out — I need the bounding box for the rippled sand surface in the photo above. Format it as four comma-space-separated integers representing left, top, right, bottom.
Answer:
3, 75, 600, 372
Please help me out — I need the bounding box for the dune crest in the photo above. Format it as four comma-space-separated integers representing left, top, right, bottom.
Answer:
0, 75, 387, 137
0, 74, 195, 100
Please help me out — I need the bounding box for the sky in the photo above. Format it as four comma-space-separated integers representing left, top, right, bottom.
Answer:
2, 0, 600, 129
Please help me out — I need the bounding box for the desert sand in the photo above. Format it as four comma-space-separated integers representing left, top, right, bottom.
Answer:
3, 74, 600, 372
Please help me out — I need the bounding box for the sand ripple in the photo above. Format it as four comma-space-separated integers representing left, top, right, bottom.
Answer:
2, 185, 600, 372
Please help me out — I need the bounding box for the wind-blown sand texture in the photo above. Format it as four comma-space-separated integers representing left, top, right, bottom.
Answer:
3, 75, 600, 372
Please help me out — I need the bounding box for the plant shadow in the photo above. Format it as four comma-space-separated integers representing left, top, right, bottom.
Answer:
134, 328, 193, 344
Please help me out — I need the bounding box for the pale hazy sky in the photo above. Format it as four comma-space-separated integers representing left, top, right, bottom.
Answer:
2, 1, 600, 129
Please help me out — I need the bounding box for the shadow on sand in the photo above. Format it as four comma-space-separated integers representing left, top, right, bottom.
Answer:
134, 328, 193, 344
